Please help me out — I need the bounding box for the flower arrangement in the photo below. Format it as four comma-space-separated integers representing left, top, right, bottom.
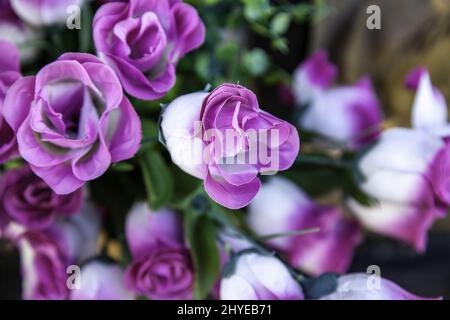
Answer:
0, 0, 447, 301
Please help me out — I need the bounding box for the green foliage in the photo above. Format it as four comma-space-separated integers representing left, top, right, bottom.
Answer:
184, 195, 221, 300
138, 119, 174, 211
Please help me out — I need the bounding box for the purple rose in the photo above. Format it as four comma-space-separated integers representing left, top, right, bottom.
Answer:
5, 202, 101, 300
220, 252, 304, 300
248, 177, 362, 276
0, 165, 83, 230
2, 53, 142, 195
406, 67, 450, 136
9, 0, 83, 26
124, 202, 194, 300
348, 128, 449, 251
93, 0, 205, 100
0, 3, 42, 62
161, 84, 300, 209
16, 230, 70, 300
70, 260, 134, 300
320, 273, 441, 300
0, 40, 21, 164
293, 51, 382, 148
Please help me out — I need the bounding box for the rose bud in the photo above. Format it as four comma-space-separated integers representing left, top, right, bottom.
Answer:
0, 40, 21, 164
0, 165, 83, 230
16, 230, 70, 300
247, 177, 362, 276
160, 84, 300, 209
348, 128, 450, 252
220, 252, 304, 300
93, 0, 205, 100
293, 51, 382, 148
0, 1, 42, 62
2, 53, 142, 195
292, 50, 338, 106
124, 202, 194, 300
70, 260, 134, 300
406, 67, 450, 136
320, 273, 441, 300
9, 202, 101, 300
9, 0, 83, 26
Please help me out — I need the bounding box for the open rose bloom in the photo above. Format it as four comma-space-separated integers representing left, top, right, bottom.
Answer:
2, 53, 141, 194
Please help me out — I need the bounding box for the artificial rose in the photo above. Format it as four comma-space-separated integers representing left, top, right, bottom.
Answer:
320, 273, 441, 300
293, 51, 382, 148
220, 252, 304, 300
292, 50, 337, 105
2, 52, 142, 195
0, 165, 83, 230
348, 128, 449, 251
0, 40, 21, 164
124, 202, 194, 300
161, 84, 300, 209
9, 0, 83, 26
93, 0, 205, 100
406, 67, 450, 136
70, 260, 134, 300
16, 230, 69, 300
6, 202, 101, 300
247, 177, 362, 276
0, 1, 42, 62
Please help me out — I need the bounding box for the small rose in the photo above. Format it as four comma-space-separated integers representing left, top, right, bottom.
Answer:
248, 177, 362, 276
93, 0, 205, 100
220, 252, 304, 300
125, 202, 194, 300
0, 165, 83, 230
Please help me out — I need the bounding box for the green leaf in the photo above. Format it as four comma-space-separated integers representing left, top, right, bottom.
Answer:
216, 41, 239, 62
272, 37, 289, 54
194, 53, 211, 82
270, 12, 291, 36
242, 0, 273, 21
139, 148, 174, 211
184, 196, 220, 300
111, 162, 135, 172
243, 48, 269, 76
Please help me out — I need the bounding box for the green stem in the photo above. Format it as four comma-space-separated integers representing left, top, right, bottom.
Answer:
296, 154, 351, 170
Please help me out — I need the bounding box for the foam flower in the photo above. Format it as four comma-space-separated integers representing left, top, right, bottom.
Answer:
160, 84, 300, 209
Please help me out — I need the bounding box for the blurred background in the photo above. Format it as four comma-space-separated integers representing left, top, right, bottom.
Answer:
1, 0, 450, 299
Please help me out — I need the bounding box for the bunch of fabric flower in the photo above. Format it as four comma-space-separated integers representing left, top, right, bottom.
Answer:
0, 0, 445, 301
